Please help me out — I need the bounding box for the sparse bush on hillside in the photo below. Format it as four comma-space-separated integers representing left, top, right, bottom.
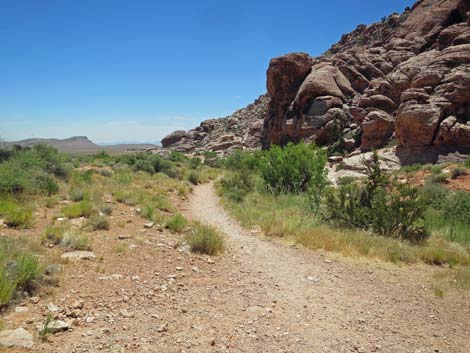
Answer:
61, 200, 95, 218
85, 215, 110, 231
188, 171, 201, 185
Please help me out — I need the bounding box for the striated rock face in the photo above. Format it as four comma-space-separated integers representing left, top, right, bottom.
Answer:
160, 95, 269, 155
263, 0, 470, 163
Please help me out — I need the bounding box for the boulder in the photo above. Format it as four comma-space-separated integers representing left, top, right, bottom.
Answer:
161, 130, 187, 148
360, 110, 395, 151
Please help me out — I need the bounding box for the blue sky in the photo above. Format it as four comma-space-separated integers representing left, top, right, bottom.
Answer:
0, 0, 414, 144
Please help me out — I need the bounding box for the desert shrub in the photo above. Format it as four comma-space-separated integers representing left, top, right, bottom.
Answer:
224, 150, 261, 171
166, 214, 187, 233
426, 172, 448, 184
153, 194, 173, 212
85, 215, 110, 231
133, 159, 155, 174
185, 222, 224, 255
187, 171, 201, 185
69, 187, 87, 202
0, 238, 43, 307
114, 169, 132, 185
322, 153, 428, 242
0, 268, 16, 306
189, 157, 202, 169
260, 142, 327, 194
15, 253, 40, 290
220, 170, 254, 202
99, 204, 113, 216
61, 200, 95, 218
98, 169, 113, 177
401, 163, 423, 174
169, 151, 186, 163
465, 157, 470, 168
451, 167, 467, 179
60, 229, 92, 250
336, 176, 359, 185
142, 203, 155, 220
0, 199, 32, 229
203, 151, 220, 168
71, 169, 93, 184
438, 191, 470, 243
42, 225, 65, 245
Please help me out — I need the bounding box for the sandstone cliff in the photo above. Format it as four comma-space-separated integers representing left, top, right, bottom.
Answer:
264, 0, 470, 163
161, 0, 470, 163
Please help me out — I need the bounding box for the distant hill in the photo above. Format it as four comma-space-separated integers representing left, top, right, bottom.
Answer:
2, 136, 157, 154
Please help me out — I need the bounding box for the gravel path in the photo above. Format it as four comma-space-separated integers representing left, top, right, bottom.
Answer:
189, 182, 470, 353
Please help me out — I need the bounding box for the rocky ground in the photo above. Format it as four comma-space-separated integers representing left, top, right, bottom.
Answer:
2, 183, 470, 352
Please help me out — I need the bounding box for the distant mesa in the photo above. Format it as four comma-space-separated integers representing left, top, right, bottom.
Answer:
2, 136, 157, 154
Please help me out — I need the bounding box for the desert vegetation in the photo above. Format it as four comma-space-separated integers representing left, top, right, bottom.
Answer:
218, 143, 470, 291
0, 145, 220, 309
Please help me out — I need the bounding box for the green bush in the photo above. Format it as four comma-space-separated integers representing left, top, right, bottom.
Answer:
185, 223, 224, 255
166, 214, 187, 233
451, 167, 467, 179
61, 200, 95, 218
322, 153, 428, 242
189, 157, 202, 169
69, 187, 87, 202
85, 215, 110, 231
260, 142, 327, 194
99, 204, 113, 216
42, 225, 65, 245
60, 229, 92, 250
133, 159, 155, 174
220, 170, 254, 202
188, 171, 201, 185
0, 199, 32, 229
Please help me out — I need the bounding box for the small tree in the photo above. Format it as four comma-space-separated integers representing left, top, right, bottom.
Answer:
260, 142, 327, 194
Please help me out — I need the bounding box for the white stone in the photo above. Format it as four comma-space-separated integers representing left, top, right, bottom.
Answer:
0, 328, 33, 348
61, 251, 96, 261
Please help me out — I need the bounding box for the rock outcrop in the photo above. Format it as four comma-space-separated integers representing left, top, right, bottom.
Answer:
263, 0, 470, 163
160, 95, 269, 155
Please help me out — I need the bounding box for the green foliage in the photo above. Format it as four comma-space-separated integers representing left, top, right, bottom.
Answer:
189, 157, 202, 169
465, 157, 470, 168
0, 199, 32, 229
187, 171, 201, 185
61, 200, 95, 218
322, 152, 428, 242
60, 229, 92, 250
42, 225, 65, 245
99, 204, 113, 216
69, 187, 87, 202
220, 170, 254, 202
224, 149, 261, 171
85, 215, 110, 231
165, 213, 187, 233
203, 151, 220, 167
426, 172, 448, 184
185, 222, 224, 255
39, 314, 54, 341
260, 142, 327, 194
0, 145, 68, 195
451, 167, 467, 179
427, 191, 470, 243
0, 238, 43, 307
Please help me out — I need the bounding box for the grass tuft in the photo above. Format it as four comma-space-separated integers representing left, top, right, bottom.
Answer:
185, 222, 224, 255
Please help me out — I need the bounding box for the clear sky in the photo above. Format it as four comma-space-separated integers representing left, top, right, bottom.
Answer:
1, 0, 415, 144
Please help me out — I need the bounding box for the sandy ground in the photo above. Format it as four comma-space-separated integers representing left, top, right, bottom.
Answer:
3, 183, 470, 353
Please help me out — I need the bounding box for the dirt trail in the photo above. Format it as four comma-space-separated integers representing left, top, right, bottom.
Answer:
5, 182, 470, 353
188, 183, 470, 353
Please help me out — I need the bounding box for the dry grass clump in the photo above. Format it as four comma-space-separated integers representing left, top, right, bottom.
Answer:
185, 222, 224, 255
